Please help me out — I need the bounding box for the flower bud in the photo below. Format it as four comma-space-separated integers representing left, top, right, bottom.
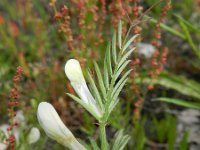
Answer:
27, 127, 40, 144
65, 59, 102, 118
0, 143, 8, 150
65, 59, 92, 103
65, 59, 85, 84
37, 102, 85, 150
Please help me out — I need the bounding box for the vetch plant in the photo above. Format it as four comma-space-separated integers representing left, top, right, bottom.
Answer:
37, 21, 138, 150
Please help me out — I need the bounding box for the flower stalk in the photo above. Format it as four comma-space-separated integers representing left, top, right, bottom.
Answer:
100, 122, 108, 150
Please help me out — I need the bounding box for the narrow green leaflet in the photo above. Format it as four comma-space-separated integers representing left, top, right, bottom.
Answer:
106, 43, 113, 76
108, 98, 120, 114
122, 34, 139, 52
118, 135, 130, 150
112, 130, 130, 150
111, 78, 128, 104
104, 55, 109, 90
112, 130, 123, 150
118, 20, 122, 49
114, 60, 131, 81
112, 31, 117, 64
87, 71, 104, 110
90, 138, 100, 150
94, 62, 107, 101
111, 69, 132, 98
117, 47, 135, 70
67, 93, 100, 120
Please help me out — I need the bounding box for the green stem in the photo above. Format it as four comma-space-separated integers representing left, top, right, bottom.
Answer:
100, 122, 108, 150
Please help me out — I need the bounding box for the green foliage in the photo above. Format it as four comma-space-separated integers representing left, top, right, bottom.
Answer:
179, 131, 189, 150
108, 102, 131, 129
131, 119, 146, 150
175, 15, 200, 36
148, 16, 186, 39
149, 13, 200, 59
151, 115, 176, 149
155, 97, 200, 109
81, 112, 95, 136
134, 71, 200, 100
111, 130, 130, 150
90, 138, 100, 150
177, 16, 200, 59
150, 115, 190, 150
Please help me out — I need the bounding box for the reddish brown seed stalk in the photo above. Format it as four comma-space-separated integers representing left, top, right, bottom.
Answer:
6, 66, 23, 150
54, 5, 74, 51
148, 1, 171, 90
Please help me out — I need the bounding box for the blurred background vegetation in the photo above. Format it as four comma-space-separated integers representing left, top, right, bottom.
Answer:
0, 0, 200, 149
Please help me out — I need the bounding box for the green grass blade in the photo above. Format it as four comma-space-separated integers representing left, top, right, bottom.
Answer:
175, 15, 200, 34
179, 131, 189, 150
134, 71, 200, 100
178, 19, 200, 59
154, 97, 200, 109
147, 16, 186, 39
